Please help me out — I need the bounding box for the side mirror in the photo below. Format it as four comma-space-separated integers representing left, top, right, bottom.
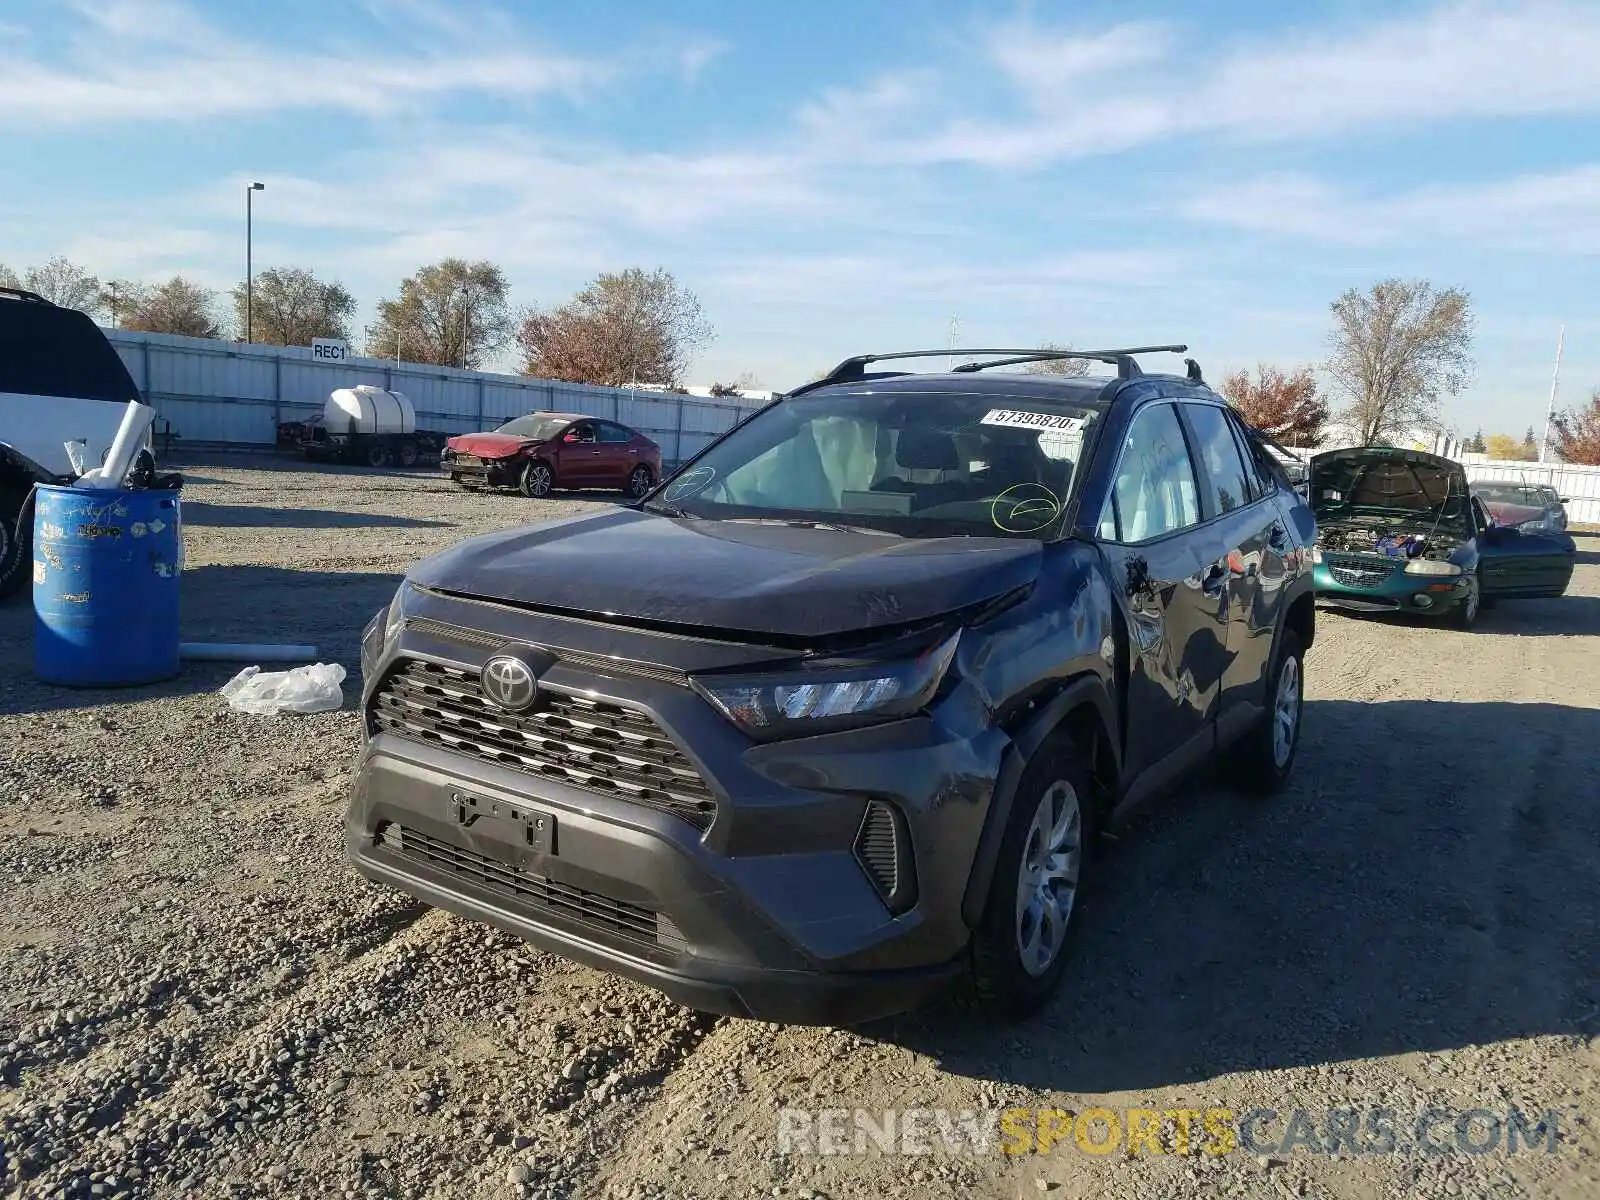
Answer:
1559, 497, 1570, 504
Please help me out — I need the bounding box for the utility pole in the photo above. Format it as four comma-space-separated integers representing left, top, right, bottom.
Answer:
947, 316, 959, 370
245, 181, 265, 342
107, 281, 119, 329
1539, 324, 1564, 463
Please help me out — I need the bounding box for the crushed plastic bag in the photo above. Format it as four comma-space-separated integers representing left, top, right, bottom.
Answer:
220, 663, 347, 715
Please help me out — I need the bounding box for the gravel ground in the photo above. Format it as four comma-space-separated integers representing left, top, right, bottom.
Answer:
1, 457, 1597, 1200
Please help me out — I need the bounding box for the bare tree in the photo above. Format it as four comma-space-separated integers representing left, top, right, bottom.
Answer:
23, 257, 103, 315
0, 263, 18, 289
1219, 363, 1330, 448
229, 267, 355, 347
122, 277, 222, 338
1022, 342, 1092, 377
518, 268, 714, 387
1326, 279, 1474, 446
1553, 390, 1600, 465
370, 259, 511, 369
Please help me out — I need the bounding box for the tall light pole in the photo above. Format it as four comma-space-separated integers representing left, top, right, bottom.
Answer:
245, 181, 265, 342
1539, 324, 1564, 464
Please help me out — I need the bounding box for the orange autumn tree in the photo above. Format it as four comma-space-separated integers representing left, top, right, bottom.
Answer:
1219, 363, 1329, 448
1553, 389, 1600, 465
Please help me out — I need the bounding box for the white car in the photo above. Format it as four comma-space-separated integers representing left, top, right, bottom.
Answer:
0, 287, 148, 598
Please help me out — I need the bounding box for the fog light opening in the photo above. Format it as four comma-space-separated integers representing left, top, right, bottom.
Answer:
1413, 594, 1434, 609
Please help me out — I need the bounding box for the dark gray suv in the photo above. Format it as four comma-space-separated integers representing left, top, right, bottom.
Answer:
346, 346, 1318, 1024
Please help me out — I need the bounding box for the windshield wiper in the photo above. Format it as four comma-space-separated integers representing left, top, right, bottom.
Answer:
641, 499, 696, 520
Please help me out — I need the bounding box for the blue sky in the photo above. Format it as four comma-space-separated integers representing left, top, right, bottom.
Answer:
1, 0, 1597, 434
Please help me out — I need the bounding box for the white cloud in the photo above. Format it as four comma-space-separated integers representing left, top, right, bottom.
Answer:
858, 1, 1600, 168
0, 0, 615, 126
1180, 165, 1600, 253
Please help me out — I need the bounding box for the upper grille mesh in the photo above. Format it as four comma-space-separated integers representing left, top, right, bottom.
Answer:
369, 658, 717, 830
1324, 553, 1401, 590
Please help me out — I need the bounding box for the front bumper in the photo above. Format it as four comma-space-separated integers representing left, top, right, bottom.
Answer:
1312, 563, 1471, 616
441, 454, 520, 487
345, 601, 1003, 1023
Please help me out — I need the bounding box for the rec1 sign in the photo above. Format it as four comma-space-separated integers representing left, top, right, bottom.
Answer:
311, 338, 349, 362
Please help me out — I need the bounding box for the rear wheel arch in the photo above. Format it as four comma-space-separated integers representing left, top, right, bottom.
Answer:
1283, 588, 1315, 653
960, 673, 1120, 929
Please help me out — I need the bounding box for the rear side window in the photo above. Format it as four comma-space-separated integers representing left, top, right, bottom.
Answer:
1100, 403, 1201, 543
597, 422, 633, 444
0, 301, 140, 403
1182, 403, 1252, 517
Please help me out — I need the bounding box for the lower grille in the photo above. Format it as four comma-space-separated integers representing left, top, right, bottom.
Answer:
369, 658, 717, 830
382, 823, 683, 954
1325, 554, 1399, 590
853, 799, 915, 915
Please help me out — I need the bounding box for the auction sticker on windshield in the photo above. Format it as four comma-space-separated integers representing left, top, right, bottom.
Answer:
980, 410, 1087, 433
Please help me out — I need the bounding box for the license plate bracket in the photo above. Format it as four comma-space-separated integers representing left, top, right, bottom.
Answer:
452, 791, 556, 856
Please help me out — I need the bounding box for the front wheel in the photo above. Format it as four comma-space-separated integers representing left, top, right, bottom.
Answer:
1233, 628, 1304, 795
627, 465, 654, 499
520, 460, 554, 499
968, 749, 1093, 1018
365, 444, 390, 469
1452, 574, 1482, 628
397, 443, 419, 469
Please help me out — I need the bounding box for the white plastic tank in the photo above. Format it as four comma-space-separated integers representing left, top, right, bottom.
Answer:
325, 385, 416, 436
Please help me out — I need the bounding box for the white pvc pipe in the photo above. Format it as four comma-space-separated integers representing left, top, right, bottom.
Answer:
76, 401, 156, 489
180, 642, 318, 662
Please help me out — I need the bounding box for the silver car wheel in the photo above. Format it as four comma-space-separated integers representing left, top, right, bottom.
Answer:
1014, 779, 1082, 978
1273, 653, 1301, 769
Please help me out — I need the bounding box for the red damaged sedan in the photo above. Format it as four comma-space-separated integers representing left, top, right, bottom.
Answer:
441, 412, 662, 500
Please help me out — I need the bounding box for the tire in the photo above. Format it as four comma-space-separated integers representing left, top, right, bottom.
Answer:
627, 464, 654, 499
968, 745, 1094, 1018
0, 481, 36, 602
520, 460, 555, 499
398, 443, 419, 469
365, 444, 390, 469
1234, 628, 1305, 796
1452, 573, 1482, 628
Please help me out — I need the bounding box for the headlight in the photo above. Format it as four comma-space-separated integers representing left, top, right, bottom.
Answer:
1308, 546, 1323, 564
1516, 518, 1548, 533
692, 631, 960, 740
384, 580, 416, 642
1404, 559, 1463, 576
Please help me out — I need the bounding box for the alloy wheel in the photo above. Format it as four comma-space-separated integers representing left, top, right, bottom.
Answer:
628, 466, 652, 498
1272, 654, 1301, 769
1014, 779, 1083, 978
527, 463, 553, 498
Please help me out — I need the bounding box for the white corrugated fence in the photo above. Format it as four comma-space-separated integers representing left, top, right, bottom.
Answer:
106, 329, 769, 466
1458, 457, 1600, 527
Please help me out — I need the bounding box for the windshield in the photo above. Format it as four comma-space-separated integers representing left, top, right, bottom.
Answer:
495, 414, 569, 440
651, 388, 1100, 538
1310, 455, 1469, 528
1473, 483, 1544, 506
0, 301, 140, 404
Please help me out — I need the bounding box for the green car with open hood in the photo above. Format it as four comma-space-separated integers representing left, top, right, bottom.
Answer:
1308, 446, 1575, 627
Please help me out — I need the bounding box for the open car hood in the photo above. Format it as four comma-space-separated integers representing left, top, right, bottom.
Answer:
1308, 447, 1470, 525
409, 508, 1043, 641
446, 432, 538, 459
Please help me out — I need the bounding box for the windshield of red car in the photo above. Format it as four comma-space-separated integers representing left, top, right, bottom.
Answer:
495, 416, 569, 440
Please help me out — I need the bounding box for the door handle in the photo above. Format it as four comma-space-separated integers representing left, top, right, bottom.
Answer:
628, 449, 639, 455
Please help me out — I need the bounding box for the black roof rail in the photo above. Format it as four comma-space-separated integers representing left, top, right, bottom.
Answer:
0, 286, 51, 305
794, 345, 1189, 394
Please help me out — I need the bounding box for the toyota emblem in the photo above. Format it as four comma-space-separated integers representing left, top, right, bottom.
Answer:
480, 655, 538, 711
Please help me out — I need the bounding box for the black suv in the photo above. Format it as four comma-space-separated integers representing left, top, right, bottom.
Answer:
346, 345, 1317, 1024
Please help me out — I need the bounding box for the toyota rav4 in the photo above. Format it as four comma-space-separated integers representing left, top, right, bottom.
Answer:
346, 345, 1318, 1024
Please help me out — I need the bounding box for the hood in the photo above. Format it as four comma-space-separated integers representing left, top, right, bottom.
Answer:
1308, 447, 1469, 524
446, 431, 539, 459
1479, 499, 1544, 525
409, 509, 1044, 641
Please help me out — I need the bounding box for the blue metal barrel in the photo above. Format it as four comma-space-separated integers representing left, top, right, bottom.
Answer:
32, 484, 182, 686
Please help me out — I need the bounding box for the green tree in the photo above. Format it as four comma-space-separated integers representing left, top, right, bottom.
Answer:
371, 259, 512, 369
231, 267, 355, 346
